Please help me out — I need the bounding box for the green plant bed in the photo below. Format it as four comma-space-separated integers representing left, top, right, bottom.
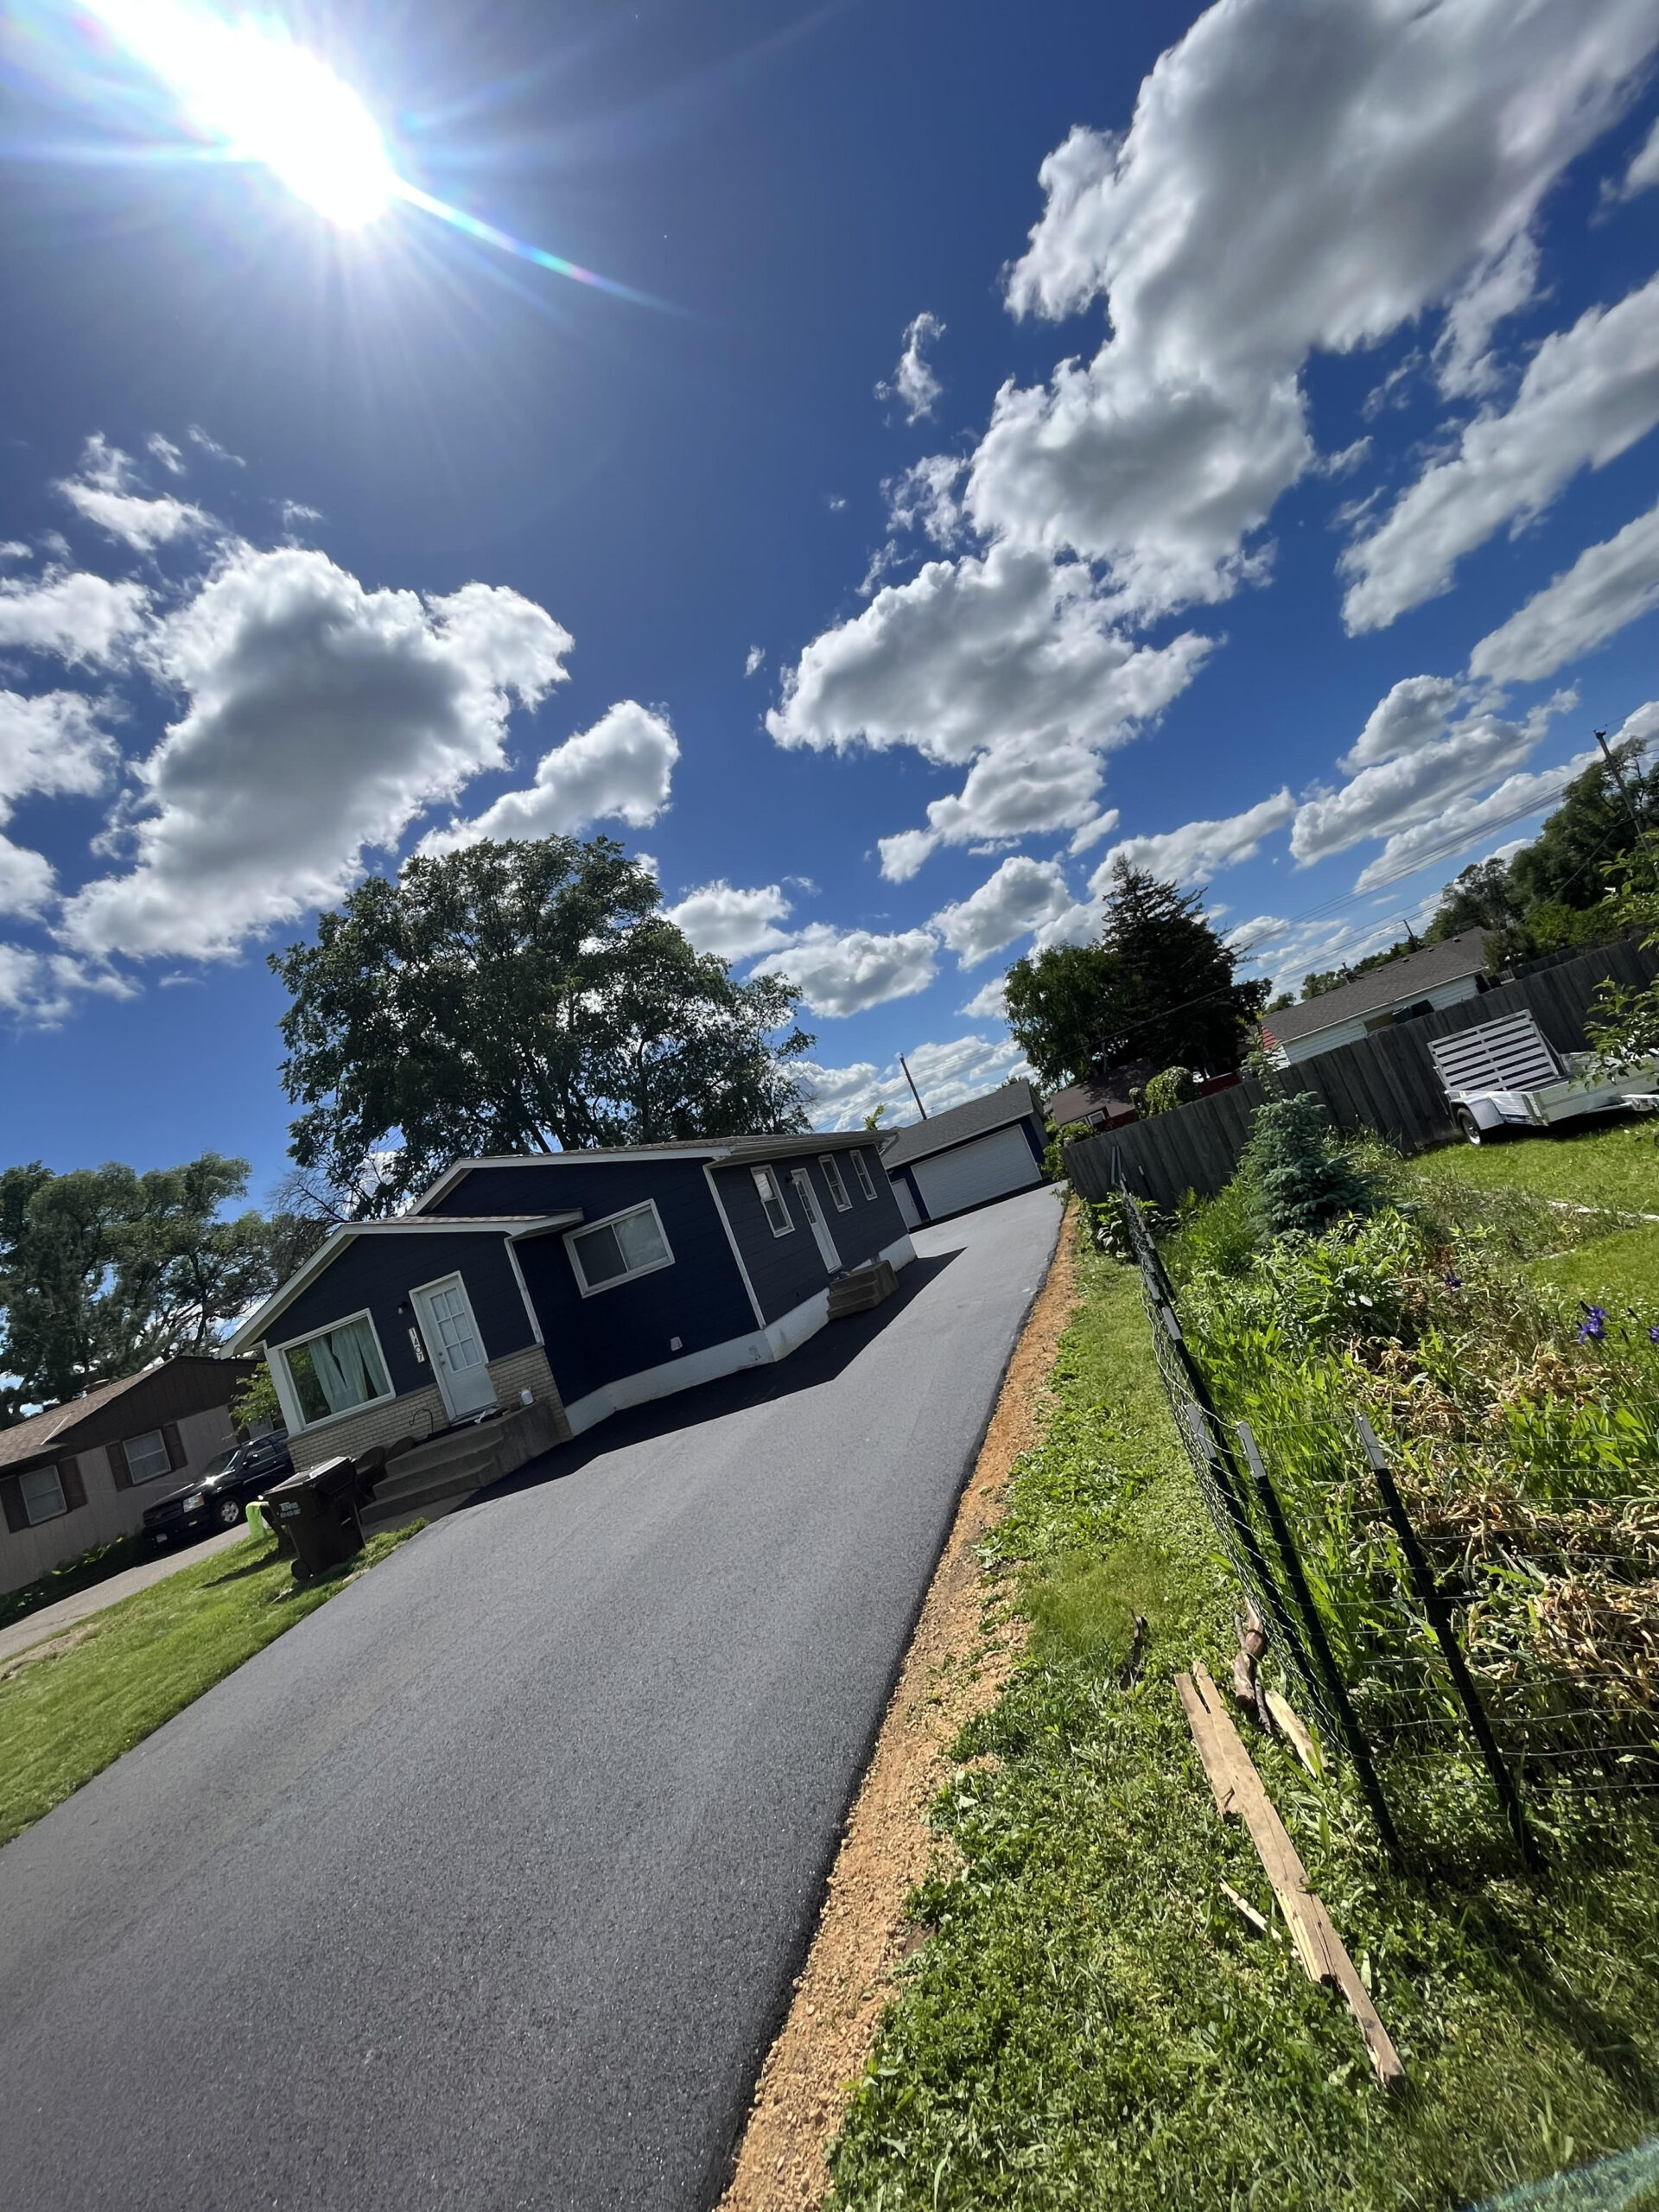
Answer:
1529, 1221, 1659, 1318
829, 1237, 1659, 2212
1422, 1121, 1659, 1217
0, 1533, 147, 1633
0, 1522, 421, 1848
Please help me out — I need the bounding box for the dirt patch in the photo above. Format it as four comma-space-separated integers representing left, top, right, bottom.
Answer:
719, 1206, 1081, 2212
0, 1619, 102, 1681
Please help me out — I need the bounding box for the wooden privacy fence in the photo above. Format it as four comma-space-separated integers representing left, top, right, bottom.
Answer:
1065, 937, 1659, 1212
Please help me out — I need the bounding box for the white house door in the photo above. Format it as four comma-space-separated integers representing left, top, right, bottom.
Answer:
412, 1275, 498, 1420
790, 1169, 841, 1272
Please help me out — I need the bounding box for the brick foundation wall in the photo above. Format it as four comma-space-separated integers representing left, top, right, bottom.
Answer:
289, 1344, 569, 1471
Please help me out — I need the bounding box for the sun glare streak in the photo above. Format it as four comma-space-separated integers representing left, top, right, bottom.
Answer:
67, 0, 660, 304
393, 181, 664, 308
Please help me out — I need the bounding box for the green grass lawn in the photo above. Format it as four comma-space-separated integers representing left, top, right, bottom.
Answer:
0, 1523, 420, 1849
828, 1233, 1659, 2211
1422, 1120, 1659, 1217
1529, 1220, 1659, 1321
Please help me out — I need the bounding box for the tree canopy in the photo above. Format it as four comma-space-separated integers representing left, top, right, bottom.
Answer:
1425, 738, 1659, 964
1003, 861, 1266, 1090
272, 835, 814, 1214
0, 1154, 298, 1421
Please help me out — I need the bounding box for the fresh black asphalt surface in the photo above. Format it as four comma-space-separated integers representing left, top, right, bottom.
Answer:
0, 1186, 1062, 2212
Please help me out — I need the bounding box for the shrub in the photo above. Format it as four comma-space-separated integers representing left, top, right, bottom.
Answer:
1042, 1117, 1094, 1179
1142, 1065, 1198, 1116
1239, 1093, 1379, 1236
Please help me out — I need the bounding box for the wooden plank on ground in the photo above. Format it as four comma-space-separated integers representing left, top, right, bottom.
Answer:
1264, 1688, 1320, 1777
1178, 1663, 1405, 2089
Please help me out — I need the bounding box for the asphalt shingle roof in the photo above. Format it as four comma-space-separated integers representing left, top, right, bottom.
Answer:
880, 1082, 1042, 1168
1262, 930, 1493, 1046
0, 1370, 157, 1469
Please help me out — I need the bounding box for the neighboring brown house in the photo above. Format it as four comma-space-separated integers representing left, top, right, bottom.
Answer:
0, 1357, 255, 1594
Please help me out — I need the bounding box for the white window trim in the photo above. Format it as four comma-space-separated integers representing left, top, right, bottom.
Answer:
851, 1148, 878, 1202
818, 1154, 852, 1211
563, 1198, 677, 1299
21, 1464, 67, 1525
752, 1164, 794, 1237
122, 1427, 173, 1484
268, 1306, 397, 1435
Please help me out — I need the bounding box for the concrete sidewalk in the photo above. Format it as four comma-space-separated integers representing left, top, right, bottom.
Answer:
0, 1524, 251, 1668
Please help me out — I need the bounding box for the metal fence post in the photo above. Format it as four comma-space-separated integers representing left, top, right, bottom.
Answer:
1236, 1421, 1402, 1863
1354, 1414, 1539, 1871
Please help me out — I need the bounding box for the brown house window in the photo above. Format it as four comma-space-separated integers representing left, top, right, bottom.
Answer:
121, 1429, 174, 1483
20, 1466, 67, 1524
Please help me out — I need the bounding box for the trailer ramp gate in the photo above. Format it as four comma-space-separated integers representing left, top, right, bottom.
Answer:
1427, 1012, 1564, 1096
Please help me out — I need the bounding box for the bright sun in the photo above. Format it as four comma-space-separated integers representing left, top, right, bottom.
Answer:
85, 0, 396, 228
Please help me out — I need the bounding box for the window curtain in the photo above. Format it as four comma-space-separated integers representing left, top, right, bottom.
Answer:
301, 1319, 390, 1417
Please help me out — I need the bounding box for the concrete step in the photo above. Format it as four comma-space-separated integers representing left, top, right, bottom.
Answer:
359, 1400, 568, 1533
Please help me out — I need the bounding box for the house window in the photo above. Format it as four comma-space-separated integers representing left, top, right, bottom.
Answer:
751, 1165, 792, 1236
819, 1155, 852, 1211
122, 1429, 173, 1484
21, 1465, 67, 1524
851, 1149, 879, 1203
568, 1203, 673, 1295
277, 1314, 393, 1428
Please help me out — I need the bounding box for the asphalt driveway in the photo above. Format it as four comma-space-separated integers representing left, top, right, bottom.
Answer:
0, 1185, 1062, 2212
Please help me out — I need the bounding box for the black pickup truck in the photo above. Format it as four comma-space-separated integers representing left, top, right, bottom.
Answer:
141, 1432, 294, 1549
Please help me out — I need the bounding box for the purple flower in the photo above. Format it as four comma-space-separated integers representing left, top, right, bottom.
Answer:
1443, 1269, 1463, 1290
1649, 1325, 1659, 1346
1578, 1304, 1608, 1343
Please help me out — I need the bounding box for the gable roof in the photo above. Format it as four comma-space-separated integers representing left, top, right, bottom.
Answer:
880, 1082, 1042, 1168
226, 1215, 581, 1356
410, 1130, 882, 1216
0, 1357, 248, 1471
1261, 930, 1493, 1046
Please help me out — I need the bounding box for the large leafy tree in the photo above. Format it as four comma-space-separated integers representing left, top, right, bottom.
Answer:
0, 1154, 275, 1419
272, 836, 814, 1214
1004, 861, 1266, 1090
1426, 739, 1659, 962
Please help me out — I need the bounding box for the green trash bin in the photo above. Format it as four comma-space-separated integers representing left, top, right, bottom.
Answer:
258, 1457, 365, 1580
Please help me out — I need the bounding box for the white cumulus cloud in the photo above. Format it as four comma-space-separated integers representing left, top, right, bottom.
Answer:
876, 312, 946, 424
419, 700, 677, 855
1352, 753, 1599, 893
0, 568, 149, 666
0, 690, 119, 917
752, 925, 938, 1018
771, 543, 1210, 879
1340, 674, 1462, 772
1342, 272, 1659, 630
1468, 497, 1659, 684
1291, 698, 1567, 866
972, 0, 1658, 615
931, 855, 1073, 967
55, 435, 210, 551
61, 546, 574, 961
662, 879, 794, 958
1085, 791, 1295, 893
799, 1032, 1033, 1128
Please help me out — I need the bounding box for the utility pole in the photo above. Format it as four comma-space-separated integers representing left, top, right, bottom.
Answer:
1594, 727, 1644, 842
899, 1055, 927, 1119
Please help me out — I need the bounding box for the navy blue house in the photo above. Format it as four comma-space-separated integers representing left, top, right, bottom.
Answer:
229, 1135, 914, 1470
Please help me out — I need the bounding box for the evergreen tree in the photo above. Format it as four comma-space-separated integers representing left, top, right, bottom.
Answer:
1004, 861, 1265, 1088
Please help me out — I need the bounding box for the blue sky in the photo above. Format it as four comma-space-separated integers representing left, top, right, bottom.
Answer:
3, 0, 1659, 1198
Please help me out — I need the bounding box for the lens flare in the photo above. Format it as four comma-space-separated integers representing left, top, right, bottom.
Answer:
81, 0, 397, 227
70, 0, 660, 303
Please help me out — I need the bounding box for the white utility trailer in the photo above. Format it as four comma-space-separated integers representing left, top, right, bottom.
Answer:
1427, 1009, 1659, 1144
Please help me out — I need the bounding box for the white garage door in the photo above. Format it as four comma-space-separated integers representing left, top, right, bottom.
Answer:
912, 1124, 1041, 1219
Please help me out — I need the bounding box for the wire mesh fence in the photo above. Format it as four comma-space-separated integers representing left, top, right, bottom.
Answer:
1114, 1191, 1659, 1864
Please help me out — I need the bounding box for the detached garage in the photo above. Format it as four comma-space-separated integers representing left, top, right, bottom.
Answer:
881, 1083, 1047, 1224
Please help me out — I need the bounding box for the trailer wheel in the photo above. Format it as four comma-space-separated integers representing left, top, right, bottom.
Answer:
1456, 1108, 1484, 1145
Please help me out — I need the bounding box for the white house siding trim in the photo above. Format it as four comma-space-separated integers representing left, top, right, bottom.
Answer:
558, 1231, 918, 1440
0, 1402, 241, 1596
1278, 975, 1484, 1066
702, 1162, 767, 1331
